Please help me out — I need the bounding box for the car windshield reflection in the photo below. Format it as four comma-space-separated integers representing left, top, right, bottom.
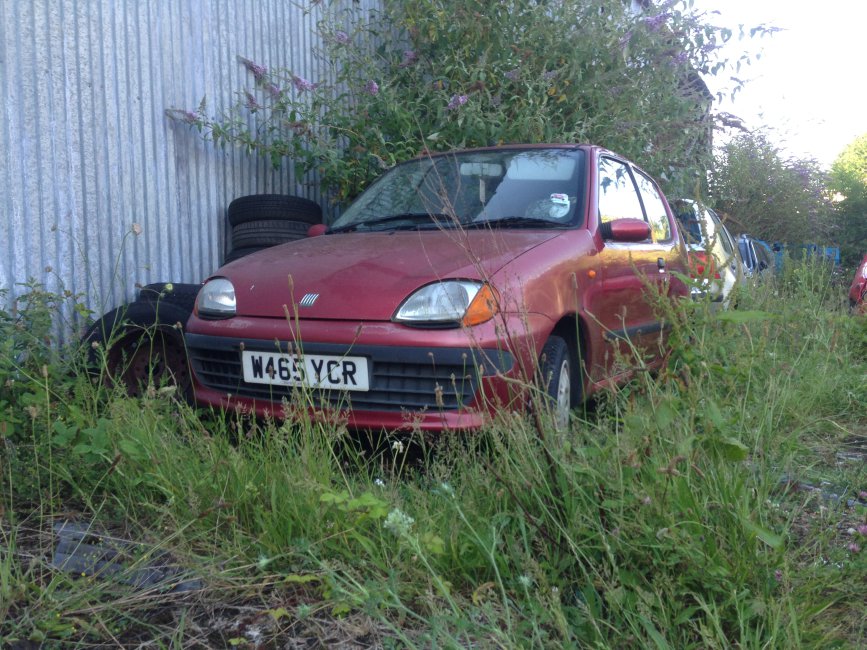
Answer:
330, 148, 586, 232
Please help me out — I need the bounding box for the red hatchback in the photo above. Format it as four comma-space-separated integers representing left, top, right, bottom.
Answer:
850, 254, 867, 313
185, 145, 689, 431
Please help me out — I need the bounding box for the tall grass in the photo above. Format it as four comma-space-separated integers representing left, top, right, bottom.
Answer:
1, 260, 865, 647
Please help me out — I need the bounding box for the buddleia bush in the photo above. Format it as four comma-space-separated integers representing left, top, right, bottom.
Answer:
171, 0, 771, 206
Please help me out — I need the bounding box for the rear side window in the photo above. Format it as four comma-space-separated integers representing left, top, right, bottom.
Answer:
634, 171, 672, 243
598, 157, 644, 224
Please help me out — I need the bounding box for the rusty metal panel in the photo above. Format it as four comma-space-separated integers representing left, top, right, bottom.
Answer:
0, 0, 380, 337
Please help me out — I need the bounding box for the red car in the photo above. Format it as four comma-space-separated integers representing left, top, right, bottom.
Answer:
185, 145, 689, 431
850, 254, 867, 313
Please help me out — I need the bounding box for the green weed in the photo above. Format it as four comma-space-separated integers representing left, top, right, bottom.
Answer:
1, 262, 865, 647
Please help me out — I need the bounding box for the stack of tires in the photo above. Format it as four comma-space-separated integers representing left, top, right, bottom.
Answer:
85, 194, 323, 398
224, 194, 323, 264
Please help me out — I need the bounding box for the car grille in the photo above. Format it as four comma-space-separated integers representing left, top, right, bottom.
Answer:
186, 341, 490, 412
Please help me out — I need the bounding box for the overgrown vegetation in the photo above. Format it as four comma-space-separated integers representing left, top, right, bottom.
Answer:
709, 131, 835, 243
829, 133, 867, 267
170, 0, 773, 205
2, 260, 865, 647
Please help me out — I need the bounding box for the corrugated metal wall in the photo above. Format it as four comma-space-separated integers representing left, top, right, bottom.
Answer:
0, 0, 376, 335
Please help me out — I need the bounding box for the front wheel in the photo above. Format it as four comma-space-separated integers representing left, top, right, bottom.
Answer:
539, 335, 577, 431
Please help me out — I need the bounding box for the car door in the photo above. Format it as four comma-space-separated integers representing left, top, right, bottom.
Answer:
633, 167, 686, 329
589, 156, 679, 380
705, 208, 741, 295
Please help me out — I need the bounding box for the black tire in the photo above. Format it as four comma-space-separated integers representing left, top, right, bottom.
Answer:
223, 246, 267, 265
538, 336, 578, 431
83, 301, 192, 400
231, 219, 310, 249
136, 282, 201, 314
227, 194, 322, 227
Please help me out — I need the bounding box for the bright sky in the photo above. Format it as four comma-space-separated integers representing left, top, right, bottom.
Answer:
693, 0, 867, 168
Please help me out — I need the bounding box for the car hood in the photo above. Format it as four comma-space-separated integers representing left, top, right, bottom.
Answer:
217, 229, 560, 320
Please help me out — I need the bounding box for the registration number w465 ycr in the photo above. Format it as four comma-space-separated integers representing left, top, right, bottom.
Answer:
241, 351, 370, 392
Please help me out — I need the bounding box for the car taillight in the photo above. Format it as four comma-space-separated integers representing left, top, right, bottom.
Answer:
688, 251, 720, 280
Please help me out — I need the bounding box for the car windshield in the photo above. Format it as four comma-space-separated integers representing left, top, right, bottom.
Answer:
330, 148, 586, 232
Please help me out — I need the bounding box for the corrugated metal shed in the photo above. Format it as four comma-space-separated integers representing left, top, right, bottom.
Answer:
0, 0, 376, 335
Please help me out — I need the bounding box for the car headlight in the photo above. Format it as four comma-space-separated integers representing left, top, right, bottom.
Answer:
196, 278, 236, 319
394, 281, 499, 327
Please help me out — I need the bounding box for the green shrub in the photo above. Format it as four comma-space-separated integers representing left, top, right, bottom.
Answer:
171, 0, 773, 206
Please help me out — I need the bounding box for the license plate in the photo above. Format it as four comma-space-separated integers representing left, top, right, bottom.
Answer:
241, 350, 370, 391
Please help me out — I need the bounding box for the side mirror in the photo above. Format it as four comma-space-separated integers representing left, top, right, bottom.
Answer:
600, 218, 651, 243
307, 223, 328, 237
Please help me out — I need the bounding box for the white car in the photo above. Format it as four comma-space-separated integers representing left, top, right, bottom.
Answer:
671, 199, 744, 305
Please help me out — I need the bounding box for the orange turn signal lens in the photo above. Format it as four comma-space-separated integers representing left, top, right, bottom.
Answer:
462, 283, 500, 327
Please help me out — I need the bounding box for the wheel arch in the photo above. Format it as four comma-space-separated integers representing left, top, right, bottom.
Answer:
546, 312, 589, 400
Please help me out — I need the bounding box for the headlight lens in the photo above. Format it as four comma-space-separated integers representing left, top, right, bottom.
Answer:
394, 281, 499, 327
196, 278, 236, 318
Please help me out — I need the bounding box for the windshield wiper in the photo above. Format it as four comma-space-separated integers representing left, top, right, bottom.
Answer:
466, 216, 564, 229
329, 212, 454, 233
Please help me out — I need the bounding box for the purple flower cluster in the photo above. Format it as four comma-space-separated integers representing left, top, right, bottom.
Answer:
399, 50, 418, 68
364, 80, 379, 95
793, 165, 811, 183
292, 75, 317, 92
504, 68, 520, 81
334, 30, 350, 45
165, 108, 199, 125
619, 31, 633, 52
244, 91, 261, 111
543, 70, 557, 82
643, 12, 671, 31
238, 55, 267, 82
447, 94, 468, 110
672, 51, 689, 65
265, 83, 282, 99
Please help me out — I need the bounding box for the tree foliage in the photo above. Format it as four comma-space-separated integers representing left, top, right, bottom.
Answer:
708, 132, 834, 243
170, 0, 770, 209
829, 133, 867, 267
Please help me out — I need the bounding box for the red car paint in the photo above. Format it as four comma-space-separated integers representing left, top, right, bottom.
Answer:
185, 145, 689, 431
850, 254, 867, 312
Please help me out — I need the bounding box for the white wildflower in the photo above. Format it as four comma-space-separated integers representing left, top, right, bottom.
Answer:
436, 482, 454, 498
383, 508, 414, 538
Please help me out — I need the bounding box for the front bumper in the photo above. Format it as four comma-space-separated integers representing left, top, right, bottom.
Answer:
183, 316, 537, 431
